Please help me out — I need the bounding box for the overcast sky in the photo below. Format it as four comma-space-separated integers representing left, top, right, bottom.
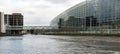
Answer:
0, 0, 85, 26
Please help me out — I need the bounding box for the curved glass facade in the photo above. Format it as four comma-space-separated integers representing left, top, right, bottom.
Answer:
50, 0, 120, 33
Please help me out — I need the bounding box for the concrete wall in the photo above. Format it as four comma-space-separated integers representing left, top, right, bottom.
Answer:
0, 12, 6, 33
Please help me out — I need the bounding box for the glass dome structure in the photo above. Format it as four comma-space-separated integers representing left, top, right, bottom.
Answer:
50, 0, 120, 33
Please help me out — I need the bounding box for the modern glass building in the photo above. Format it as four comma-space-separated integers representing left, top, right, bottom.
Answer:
50, 0, 120, 34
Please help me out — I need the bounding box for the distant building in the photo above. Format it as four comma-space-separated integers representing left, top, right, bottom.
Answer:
0, 12, 6, 33
4, 13, 23, 34
4, 13, 23, 26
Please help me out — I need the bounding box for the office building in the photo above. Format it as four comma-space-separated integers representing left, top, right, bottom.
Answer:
4, 13, 23, 34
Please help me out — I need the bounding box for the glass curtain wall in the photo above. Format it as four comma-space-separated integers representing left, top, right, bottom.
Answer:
50, 0, 120, 34
86, 0, 120, 33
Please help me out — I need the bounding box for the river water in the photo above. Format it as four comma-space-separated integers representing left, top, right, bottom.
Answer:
0, 35, 120, 54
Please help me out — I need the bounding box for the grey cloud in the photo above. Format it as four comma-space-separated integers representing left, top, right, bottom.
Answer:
25, 17, 50, 26
45, 0, 69, 4
33, 4, 50, 9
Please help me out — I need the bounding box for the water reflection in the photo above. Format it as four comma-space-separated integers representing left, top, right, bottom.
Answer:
0, 36, 23, 54
0, 35, 120, 54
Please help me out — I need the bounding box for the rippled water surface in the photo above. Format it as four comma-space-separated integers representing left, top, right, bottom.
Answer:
0, 35, 120, 54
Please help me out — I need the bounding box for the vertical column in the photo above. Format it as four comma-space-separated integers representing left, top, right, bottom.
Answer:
0, 12, 6, 33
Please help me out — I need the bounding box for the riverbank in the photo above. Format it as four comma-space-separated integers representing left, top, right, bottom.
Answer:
0, 33, 10, 36
1, 33, 120, 37
0, 33, 23, 37
43, 33, 120, 37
